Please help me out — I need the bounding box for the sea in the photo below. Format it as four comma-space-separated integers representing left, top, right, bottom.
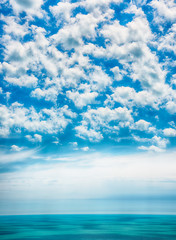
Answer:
0, 214, 176, 239
0, 199, 176, 239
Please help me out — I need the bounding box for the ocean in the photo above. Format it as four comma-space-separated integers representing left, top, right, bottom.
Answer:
0, 214, 176, 240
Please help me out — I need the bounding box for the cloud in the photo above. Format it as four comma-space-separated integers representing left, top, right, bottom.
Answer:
1, 15, 29, 37
52, 137, 60, 145
11, 145, 24, 152
0, 0, 175, 153
5, 75, 38, 87
133, 120, 151, 131
138, 145, 165, 153
50, 1, 77, 24
111, 66, 126, 81
0, 148, 37, 164
83, 107, 133, 127
150, 0, 176, 22
163, 128, 176, 137
101, 16, 166, 93
66, 89, 98, 108
166, 101, 176, 114
75, 106, 133, 141
81, 147, 89, 152
31, 87, 58, 102
158, 24, 176, 55
26, 134, 42, 143
1, 150, 176, 199
138, 135, 169, 152
88, 66, 112, 90
9, 0, 45, 18
51, 12, 100, 50
0, 103, 76, 137
151, 136, 168, 149
81, 0, 123, 11
75, 125, 103, 142
108, 87, 160, 109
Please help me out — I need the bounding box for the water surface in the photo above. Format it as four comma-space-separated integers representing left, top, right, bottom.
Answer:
0, 214, 176, 240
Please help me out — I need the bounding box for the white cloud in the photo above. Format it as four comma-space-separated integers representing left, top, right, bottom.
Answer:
75, 125, 103, 142
111, 66, 126, 81
0, 148, 37, 164
88, 66, 112, 90
101, 16, 166, 94
70, 142, 78, 150
138, 145, 165, 153
81, 0, 123, 11
158, 23, 176, 55
50, 1, 77, 24
1, 150, 176, 199
52, 137, 60, 145
166, 101, 176, 114
75, 106, 133, 141
101, 17, 152, 45
133, 119, 151, 131
150, 0, 176, 22
11, 145, 24, 152
151, 136, 168, 149
66, 89, 98, 108
1, 15, 29, 37
31, 87, 58, 102
26, 134, 42, 143
0, 103, 76, 136
106, 86, 160, 109
83, 107, 133, 129
51, 12, 100, 50
163, 128, 176, 137
81, 147, 89, 152
9, 0, 45, 18
5, 75, 38, 87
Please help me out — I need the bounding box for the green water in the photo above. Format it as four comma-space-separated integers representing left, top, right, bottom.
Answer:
0, 214, 176, 239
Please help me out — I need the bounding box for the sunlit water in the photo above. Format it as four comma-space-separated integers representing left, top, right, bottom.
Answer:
0, 214, 176, 240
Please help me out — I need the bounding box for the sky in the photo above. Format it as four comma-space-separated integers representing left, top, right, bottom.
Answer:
0, 0, 176, 213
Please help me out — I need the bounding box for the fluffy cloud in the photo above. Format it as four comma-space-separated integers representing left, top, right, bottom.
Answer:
11, 145, 24, 151
163, 128, 176, 137
133, 120, 151, 131
81, 0, 122, 9
1, 15, 29, 37
138, 145, 165, 153
76, 107, 133, 141
9, 0, 45, 17
158, 24, 176, 55
138, 135, 169, 152
83, 107, 133, 128
51, 12, 100, 50
75, 125, 103, 142
150, 0, 176, 22
166, 101, 176, 114
111, 66, 126, 81
66, 90, 98, 108
50, 1, 77, 24
81, 146, 89, 152
101, 16, 166, 93
108, 87, 160, 109
31, 87, 58, 102
26, 134, 42, 143
5, 75, 38, 87
0, 0, 175, 152
0, 103, 76, 137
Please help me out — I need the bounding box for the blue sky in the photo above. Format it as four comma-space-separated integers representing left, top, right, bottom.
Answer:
0, 0, 176, 207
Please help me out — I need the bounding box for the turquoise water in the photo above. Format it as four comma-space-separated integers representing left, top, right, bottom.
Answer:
0, 214, 176, 239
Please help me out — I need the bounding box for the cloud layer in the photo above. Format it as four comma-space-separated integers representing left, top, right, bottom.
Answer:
0, 0, 176, 154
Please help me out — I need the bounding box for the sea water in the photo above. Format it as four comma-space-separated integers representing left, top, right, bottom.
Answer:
0, 214, 176, 240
